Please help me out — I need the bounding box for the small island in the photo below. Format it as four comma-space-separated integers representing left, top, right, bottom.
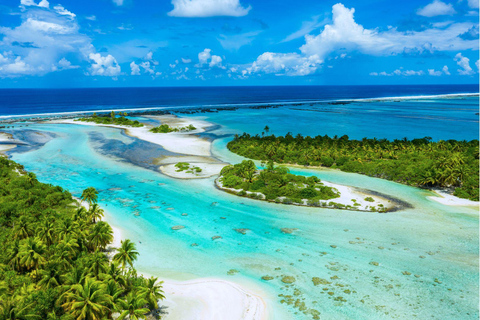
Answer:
150, 123, 196, 133
75, 111, 144, 127
216, 160, 394, 212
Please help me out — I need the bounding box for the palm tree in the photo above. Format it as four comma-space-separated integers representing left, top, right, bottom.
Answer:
81, 187, 98, 206
88, 221, 113, 251
140, 277, 165, 310
13, 217, 32, 240
62, 277, 112, 320
117, 292, 149, 320
37, 263, 61, 290
104, 280, 124, 317
113, 239, 139, 270
37, 219, 56, 246
86, 251, 109, 278
17, 237, 46, 271
101, 262, 126, 287
88, 204, 104, 224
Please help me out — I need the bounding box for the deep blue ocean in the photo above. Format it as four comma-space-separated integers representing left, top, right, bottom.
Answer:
0, 84, 478, 116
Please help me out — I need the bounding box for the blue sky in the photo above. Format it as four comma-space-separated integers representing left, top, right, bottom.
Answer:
0, 0, 478, 87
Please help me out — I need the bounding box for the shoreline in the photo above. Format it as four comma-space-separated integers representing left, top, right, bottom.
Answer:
103, 210, 268, 320
427, 188, 480, 207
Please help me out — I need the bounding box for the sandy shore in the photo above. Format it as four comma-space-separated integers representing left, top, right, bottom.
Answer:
55, 116, 213, 157
428, 189, 480, 207
104, 213, 268, 320
0, 132, 17, 153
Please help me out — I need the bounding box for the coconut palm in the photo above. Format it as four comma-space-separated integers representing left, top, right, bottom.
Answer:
81, 187, 98, 206
88, 204, 104, 224
62, 277, 112, 320
86, 251, 109, 278
37, 263, 61, 290
113, 239, 139, 270
13, 217, 32, 240
17, 237, 46, 271
117, 292, 149, 320
140, 277, 165, 310
88, 221, 113, 251
37, 219, 56, 246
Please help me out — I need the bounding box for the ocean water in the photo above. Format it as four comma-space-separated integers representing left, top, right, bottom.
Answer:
0, 84, 478, 117
1, 88, 479, 319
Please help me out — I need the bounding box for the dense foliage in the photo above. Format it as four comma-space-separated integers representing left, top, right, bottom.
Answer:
219, 160, 339, 203
227, 133, 479, 201
0, 157, 165, 319
150, 124, 196, 133
76, 111, 143, 127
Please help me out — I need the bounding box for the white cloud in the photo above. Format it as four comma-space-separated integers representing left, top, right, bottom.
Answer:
245, 52, 322, 76
417, 0, 456, 17
145, 51, 153, 61
168, 0, 251, 17
371, 68, 425, 76
57, 57, 77, 70
195, 48, 225, 69
476, 60, 479, 71
130, 61, 140, 75
454, 52, 474, 75
20, 0, 49, 8
88, 53, 121, 76
209, 54, 222, 67
85, 15, 96, 21
112, 0, 124, 6
53, 5, 75, 18
181, 58, 191, 63
468, 0, 479, 9
243, 3, 477, 77
0, 2, 95, 77
442, 65, 450, 75
428, 69, 442, 76
140, 61, 154, 74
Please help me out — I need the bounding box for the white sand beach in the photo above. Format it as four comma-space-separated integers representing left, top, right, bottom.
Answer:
428, 189, 480, 207
105, 213, 268, 320
0, 132, 16, 153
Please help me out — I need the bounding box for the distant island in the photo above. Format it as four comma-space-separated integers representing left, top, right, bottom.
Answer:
228, 132, 479, 201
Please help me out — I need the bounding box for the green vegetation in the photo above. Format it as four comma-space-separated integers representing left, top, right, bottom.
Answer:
150, 124, 196, 133
174, 162, 202, 174
227, 133, 479, 201
76, 111, 143, 127
0, 156, 165, 319
219, 160, 339, 203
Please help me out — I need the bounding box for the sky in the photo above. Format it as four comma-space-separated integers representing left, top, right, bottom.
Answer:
0, 0, 478, 87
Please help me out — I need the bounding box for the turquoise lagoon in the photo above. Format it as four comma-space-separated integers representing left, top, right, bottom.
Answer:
5, 97, 479, 319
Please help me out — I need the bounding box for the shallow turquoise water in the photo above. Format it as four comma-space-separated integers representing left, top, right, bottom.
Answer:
5, 98, 479, 319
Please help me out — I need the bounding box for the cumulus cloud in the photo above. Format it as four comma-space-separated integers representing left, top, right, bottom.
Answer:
168, 0, 251, 17
195, 48, 224, 68
417, 0, 456, 17
442, 65, 450, 75
371, 68, 425, 76
0, 1, 95, 77
88, 53, 121, 76
244, 52, 322, 76
454, 53, 474, 75
428, 69, 442, 76
130, 61, 140, 75
181, 58, 191, 63
243, 3, 477, 77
